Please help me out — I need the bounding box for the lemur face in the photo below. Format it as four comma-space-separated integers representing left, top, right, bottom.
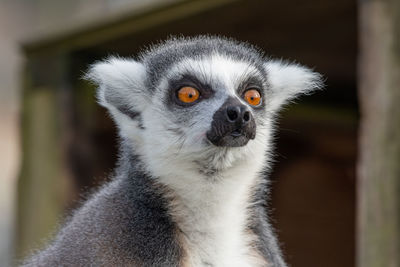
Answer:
86, 36, 322, 169
151, 55, 267, 148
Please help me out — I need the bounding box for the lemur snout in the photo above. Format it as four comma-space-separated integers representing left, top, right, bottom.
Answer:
207, 97, 256, 147
226, 105, 251, 125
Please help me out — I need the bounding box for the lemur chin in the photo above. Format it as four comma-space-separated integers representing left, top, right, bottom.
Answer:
22, 36, 322, 267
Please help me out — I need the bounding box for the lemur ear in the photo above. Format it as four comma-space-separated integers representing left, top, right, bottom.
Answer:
85, 57, 149, 119
264, 60, 323, 111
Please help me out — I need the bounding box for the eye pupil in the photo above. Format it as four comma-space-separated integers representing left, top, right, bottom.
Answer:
178, 86, 200, 104
244, 89, 261, 106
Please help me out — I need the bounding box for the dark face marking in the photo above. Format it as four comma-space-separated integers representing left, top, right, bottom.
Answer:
206, 97, 256, 147
201, 260, 214, 266
116, 104, 140, 120
104, 88, 145, 129
195, 159, 219, 176
237, 76, 267, 112
137, 115, 145, 130
167, 73, 214, 109
238, 76, 264, 99
113, 104, 145, 129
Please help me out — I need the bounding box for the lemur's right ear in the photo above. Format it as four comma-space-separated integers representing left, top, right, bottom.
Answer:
264, 60, 323, 112
85, 57, 149, 120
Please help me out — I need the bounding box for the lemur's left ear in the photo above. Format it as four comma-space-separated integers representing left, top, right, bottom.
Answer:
264, 60, 323, 111
85, 57, 149, 120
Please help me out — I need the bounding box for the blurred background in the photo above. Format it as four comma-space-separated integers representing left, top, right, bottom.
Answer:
0, 0, 398, 267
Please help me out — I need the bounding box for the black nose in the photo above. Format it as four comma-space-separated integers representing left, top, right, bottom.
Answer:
207, 97, 256, 147
226, 105, 251, 125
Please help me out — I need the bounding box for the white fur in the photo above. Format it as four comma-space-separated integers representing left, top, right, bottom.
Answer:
87, 54, 320, 266
140, 125, 270, 267
265, 60, 323, 111
137, 55, 272, 266
86, 57, 149, 142
164, 54, 262, 97
87, 57, 149, 109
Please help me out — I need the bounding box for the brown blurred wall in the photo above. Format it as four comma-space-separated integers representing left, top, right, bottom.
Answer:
13, 1, 359, 267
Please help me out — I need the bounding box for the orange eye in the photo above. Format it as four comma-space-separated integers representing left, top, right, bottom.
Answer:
244, 89, 261, 106
178, 86, 200, 103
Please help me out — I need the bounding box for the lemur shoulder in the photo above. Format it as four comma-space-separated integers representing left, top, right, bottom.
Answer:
22, 36, 322, 267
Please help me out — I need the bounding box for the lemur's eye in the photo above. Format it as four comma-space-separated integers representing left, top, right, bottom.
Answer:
244, 89, 261, 106
178, 86, 200, 103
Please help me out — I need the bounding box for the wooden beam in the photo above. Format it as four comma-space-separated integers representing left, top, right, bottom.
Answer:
22, 0, 239, 56
16, 54, 75, 260
357, 0, 400, 266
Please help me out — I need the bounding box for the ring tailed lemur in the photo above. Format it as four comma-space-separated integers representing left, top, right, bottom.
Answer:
22, 36, 322, 267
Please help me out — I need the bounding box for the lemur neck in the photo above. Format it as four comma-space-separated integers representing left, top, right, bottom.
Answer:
120, 140, 265, 221
118, 142, 266, 265
118, 140, 265, 214
170, 158, 261, 221
156, 154, 264, 266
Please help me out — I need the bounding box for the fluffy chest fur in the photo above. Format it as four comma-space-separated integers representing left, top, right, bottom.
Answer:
147, 147, 268, 267
174, 182, 265, 267
136, 111, 271, 266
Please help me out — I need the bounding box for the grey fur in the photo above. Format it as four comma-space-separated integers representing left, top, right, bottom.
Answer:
140, 36, 267, 90
22, 36, 322, 267
23, 143, 184, 266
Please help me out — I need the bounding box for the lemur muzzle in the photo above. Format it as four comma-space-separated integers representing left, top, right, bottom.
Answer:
206, 96, 256, 147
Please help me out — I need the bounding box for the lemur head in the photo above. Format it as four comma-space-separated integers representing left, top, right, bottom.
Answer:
86, 36, 322, 175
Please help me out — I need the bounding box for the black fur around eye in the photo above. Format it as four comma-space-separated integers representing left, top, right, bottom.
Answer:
169, 74, 214, 107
